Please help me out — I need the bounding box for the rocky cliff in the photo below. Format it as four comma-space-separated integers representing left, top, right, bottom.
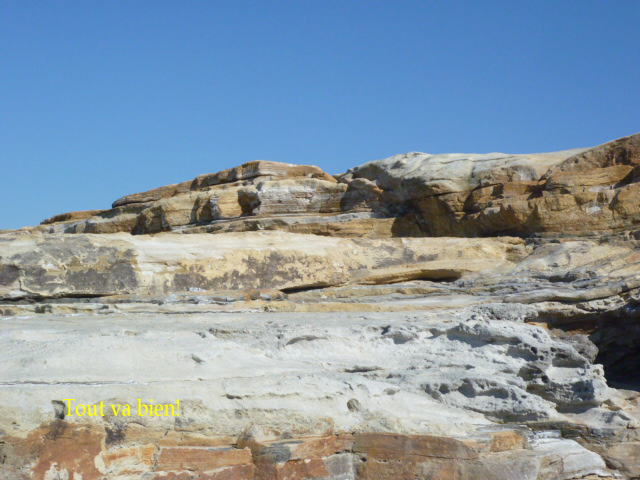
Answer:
1, 133, 640, 480
35, 132, 640, 238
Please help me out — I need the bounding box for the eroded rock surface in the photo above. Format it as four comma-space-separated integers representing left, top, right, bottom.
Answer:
1, 309, 634, 479
34, 133, 640, 238
2, 133, 640, 479
346, 133, 640, 237
0, 232, 526, 300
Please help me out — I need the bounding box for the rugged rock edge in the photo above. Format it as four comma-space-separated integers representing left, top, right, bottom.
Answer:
2, 133, 640, 479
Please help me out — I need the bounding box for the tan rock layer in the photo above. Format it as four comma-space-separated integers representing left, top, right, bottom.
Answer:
0, 232, 526, 300
34, 133, 640, 238
6, 422, 613, 480
111, 160, 336, 208
349, 133, 640, 237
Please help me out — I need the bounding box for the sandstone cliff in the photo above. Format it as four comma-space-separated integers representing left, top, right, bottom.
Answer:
2, 134, 640, 480
35, 132, 640, 238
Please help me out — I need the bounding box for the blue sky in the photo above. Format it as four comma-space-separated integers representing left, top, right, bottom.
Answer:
2, 1, 639, 229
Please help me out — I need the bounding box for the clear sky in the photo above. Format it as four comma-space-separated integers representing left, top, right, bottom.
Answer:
1, 1, 639, 229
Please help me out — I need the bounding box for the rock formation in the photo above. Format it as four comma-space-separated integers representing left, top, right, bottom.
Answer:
1, 133, 640, 479
35, 133, 640, 238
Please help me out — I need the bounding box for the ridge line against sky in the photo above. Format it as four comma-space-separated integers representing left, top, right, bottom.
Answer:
1, 0, 639, 229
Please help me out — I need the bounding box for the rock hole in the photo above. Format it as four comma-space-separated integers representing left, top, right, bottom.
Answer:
105, 423, 126, 445
347, 398, 362, 412
51, 400, 65, 420
544, 300, 640, 390
591, 317, 640, 390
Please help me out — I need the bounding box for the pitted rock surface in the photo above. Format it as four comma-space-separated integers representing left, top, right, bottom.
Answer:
2, 133, 640, 479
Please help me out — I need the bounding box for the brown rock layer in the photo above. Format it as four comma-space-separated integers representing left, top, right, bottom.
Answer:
4, 422, 610, 480
348, 133, 640, 237
35, 133, 640, 238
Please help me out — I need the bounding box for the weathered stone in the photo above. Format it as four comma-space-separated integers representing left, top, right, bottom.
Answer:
347, 133, 640, 236
41, 209, 107, 225
29, 133, 640, 239
600, 442, 640, 478
98, 443, 157, 476
0, 231, 527, 300
155, 446, 253, 472
111, 160, 336, 208
4, 134, 640, 479
353, 433, 481, 459
144, 465, 255, 480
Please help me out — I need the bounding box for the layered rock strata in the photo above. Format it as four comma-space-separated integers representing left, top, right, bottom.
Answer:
2, 308, 636, 479
35, 133, 640, 238
2, 133, 640, 479
0, 232, 526, 300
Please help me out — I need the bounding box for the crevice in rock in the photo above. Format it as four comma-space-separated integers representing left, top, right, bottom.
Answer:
591, 313, 640, 390
539, 297, 640, 391
280, 284, 332, 294
0, 293, 114, 304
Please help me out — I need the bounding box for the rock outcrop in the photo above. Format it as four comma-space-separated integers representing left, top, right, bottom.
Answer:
0, 232, 526, 300
2, 133, 640, 479
34, 133, 640, 238
346, 133, 640, 237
